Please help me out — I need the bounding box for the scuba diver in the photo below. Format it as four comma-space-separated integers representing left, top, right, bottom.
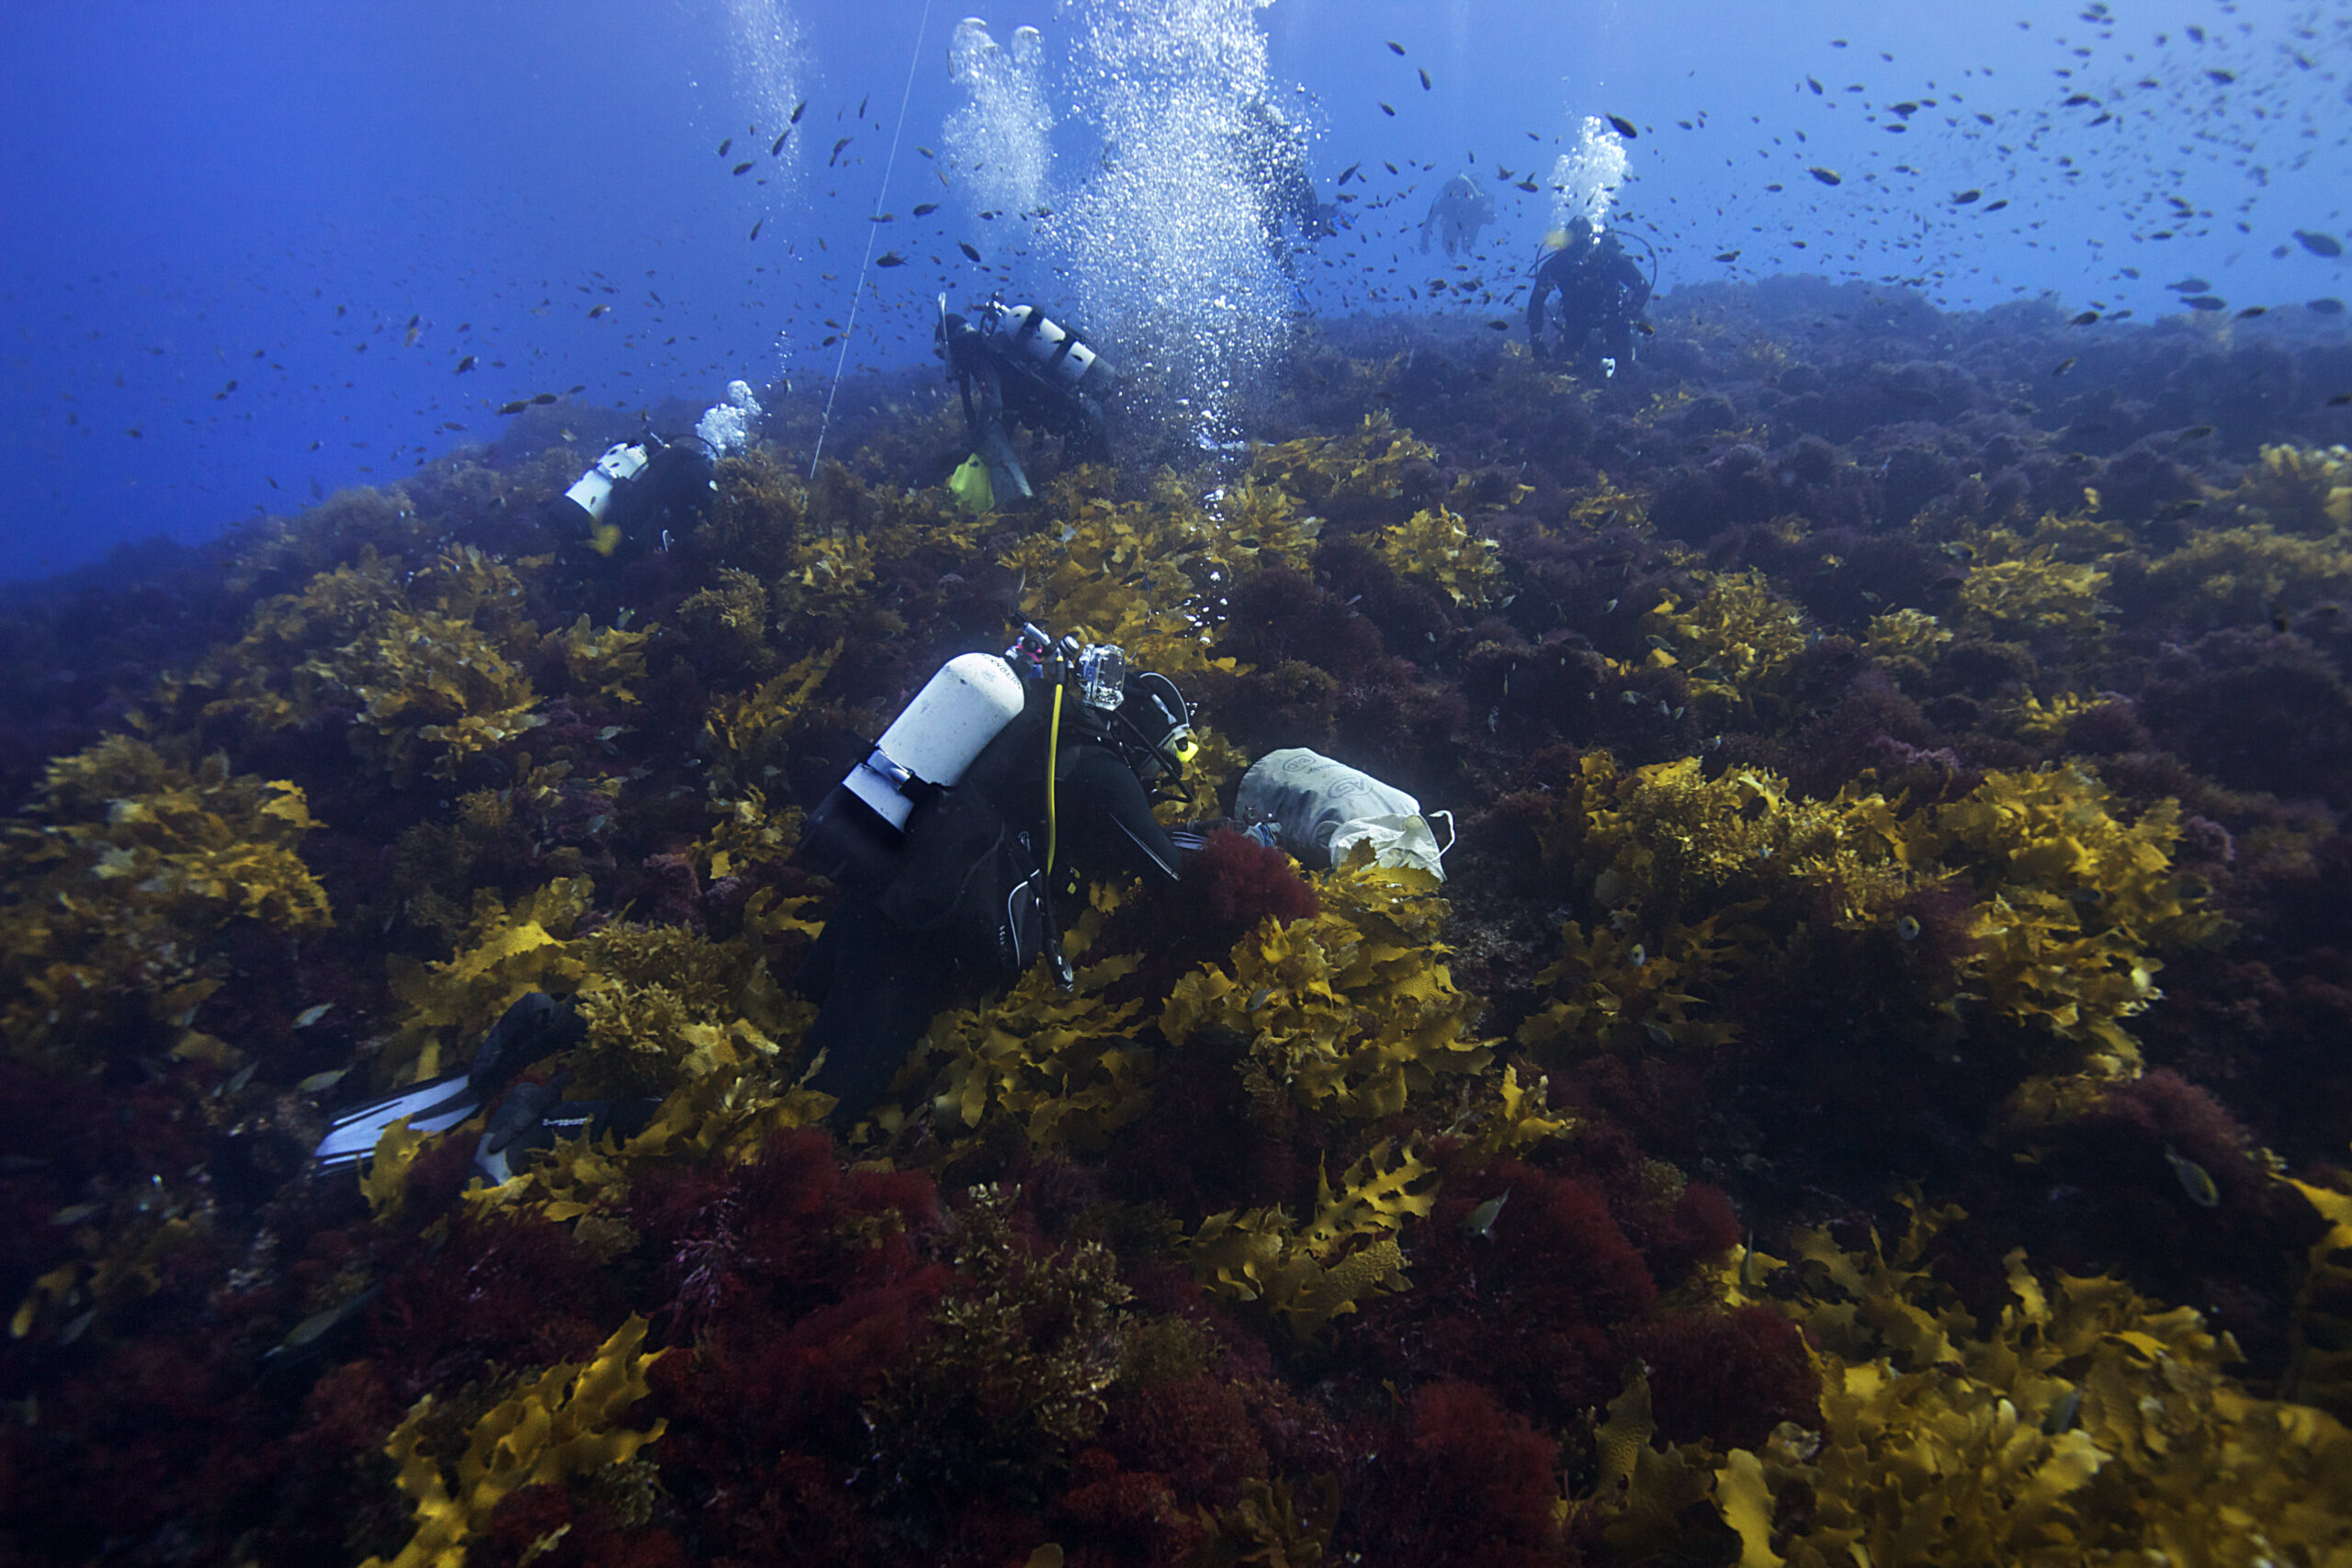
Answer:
1526, 219, 1654, 375
1419, 173, 1496, 258
795, 625, 1199, 1130
937, 298, 1112, 508
1237, 93, 1339, 272
547, 380, 765, 556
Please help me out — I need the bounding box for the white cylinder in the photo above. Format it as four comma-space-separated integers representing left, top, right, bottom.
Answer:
563, 442, 650, 524
1238, 748, 1423, 864
844, 653, 1026, 828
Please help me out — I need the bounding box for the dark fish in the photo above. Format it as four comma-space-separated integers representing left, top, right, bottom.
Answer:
2296, 231, 2345, 258
2183, 295, 2227, 312
497, 400, 528, 414
2205, 69, 2234, 85
1515, 179, 1538, 192
1807, 76, 1824, 95
912, 201, 938, 216
732, 160, 754, 175
2052, 356, 2078, 376
2309, 298, 2346, 315
1714, 250, 1741, 262
587, 303, 609, 318
1983, 198, 2009, 211
1809, 166, 1842, 186
1608, 114, 1637, 138
2238, 306, 2267, 319
531, 392, 558, 404
1486, 319, 1510, 330
958, 241, 983, 262
868, 212, 896, 221
2167, 277, 2211, 292
790, 99, 807, 123
2072, 310, 2099, 325
1952, 189, 1981, 204
455, 355, 477, 373
874, 252, 906, 267
1336, 162, 1361, 186
1419, 67, 1432, 89
2062, 93, 2097, 107
2330, 392, 2352, 407
749, 217, 763, 241
1386, 39, 1405, 54
2178, 425, 2216, 440
1379, 102, 1396, 116
771, 130, 789, 155
718, 138, 732, 156
830, 136, 851, 164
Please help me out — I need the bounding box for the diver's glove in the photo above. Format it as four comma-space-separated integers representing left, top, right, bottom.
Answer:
1167, 819, 1280, 856
312, 993, 584, 1169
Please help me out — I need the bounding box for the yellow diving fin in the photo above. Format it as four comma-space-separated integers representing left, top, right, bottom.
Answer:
947, 453, 995, 516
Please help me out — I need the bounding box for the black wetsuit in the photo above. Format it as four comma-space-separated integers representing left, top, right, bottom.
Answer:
797, 671, 1182, 1127
1527, 236, 1652, 369
943, 311, 1110, 503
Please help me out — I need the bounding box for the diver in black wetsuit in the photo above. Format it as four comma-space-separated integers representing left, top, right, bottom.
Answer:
937, 299, 1113, 505
796, 629, 1199, 1130
1526, 220, 1653, 373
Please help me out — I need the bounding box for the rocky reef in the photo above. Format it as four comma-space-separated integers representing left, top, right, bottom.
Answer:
5, 281, 2352, 1565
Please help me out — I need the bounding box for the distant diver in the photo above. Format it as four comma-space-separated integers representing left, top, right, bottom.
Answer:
937, 296, 1112, 507
547, 379, 764, 556
1237, 92, 1339, 274
1526, 219, 1653, 375
1419, 173, 1495, 258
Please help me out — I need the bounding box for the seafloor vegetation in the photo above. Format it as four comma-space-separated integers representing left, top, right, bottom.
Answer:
6, 276, 2352, 1565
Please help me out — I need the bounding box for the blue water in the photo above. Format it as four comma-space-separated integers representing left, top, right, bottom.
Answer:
3, 0, 2344, 582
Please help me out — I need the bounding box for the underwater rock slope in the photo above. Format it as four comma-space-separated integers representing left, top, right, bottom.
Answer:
5, 286, 2352, 1566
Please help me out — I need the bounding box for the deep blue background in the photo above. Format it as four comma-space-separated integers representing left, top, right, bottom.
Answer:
3, 0, 2344, 582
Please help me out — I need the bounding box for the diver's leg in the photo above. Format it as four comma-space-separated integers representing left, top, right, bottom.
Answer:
973, 366, 1033, 502
800, 897, 944, 1130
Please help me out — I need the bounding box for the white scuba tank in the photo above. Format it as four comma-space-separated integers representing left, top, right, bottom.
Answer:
562, 441, 650, 525
842, 652, 1027, 829
1001, 304, 1100, 387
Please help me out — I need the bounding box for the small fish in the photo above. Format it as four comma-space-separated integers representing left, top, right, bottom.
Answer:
2309, 299, 2345, 315
2297, 231, 2345, 258
1336, 162, 1361, 186
497, 400, 529, 414
790, 99, 807, 124
1951, 189, 1982, 206
1246, 987, 1273, 1011
1486, 319, 1510, 330
912, 201, 938, 216
1386, 39, 1405, 54
749, 217, 763, 241
587, 303, 609, 318
2237, 305, 2267, 319
718, 137, 732, 156
874, 251, 906, 267
2071, 310, 2099, 326
1807, 75, 1824, 95
2330, 392, 2352, 407
2167, 276, 2211, 292
1808, 166, 1842, 186
1608, 114, 1638, 139
1628, 943, 1646, 967
1419, 67, 1432, 90
50, 1201, 105, 1227
2052, 356, 2077, 376
2042, 1386, 2083, 1435
2205, 68, 2234, 85
293, 1003, 334, 1028
1462, 1190, 1510, 1238
454, 355, 476, 373
731, 161, 754, 175
1378, 102, 1396, 117
1983, 198, 2008, 212
770, 130, 789, 155
2165, 1145, 2220, 1209
959, 241, 983, 263
531, 391, 558, 404
296, 1067, 350, 1093
2183, 295, 2227, 312
868, 212, 896, 222
2178, 424, 2216, 440
830, 136, 851, 164
1896, 915, 1921, 942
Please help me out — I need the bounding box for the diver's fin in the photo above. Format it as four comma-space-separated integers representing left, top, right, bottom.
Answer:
312, 1073, 482, 1168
